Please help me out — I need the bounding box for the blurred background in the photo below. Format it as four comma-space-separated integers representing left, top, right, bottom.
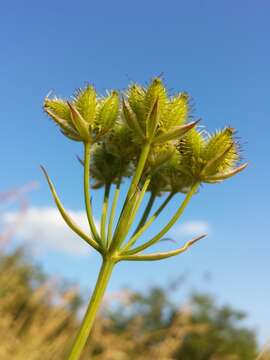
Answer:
0, 0, 269, 358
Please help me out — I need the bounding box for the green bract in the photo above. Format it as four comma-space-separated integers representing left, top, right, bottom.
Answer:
44, 86, 119, 143
41, 78, 247, 360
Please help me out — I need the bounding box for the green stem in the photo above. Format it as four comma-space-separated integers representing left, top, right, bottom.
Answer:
121, 192, 174, 253
118, 143, 151, 221
100, 183, 111, 245
67, 259, 115, 360
83, 142, 100, 242
126, 142, 151, 201
117, 176, 151, 248
132, 191, 156, 236
110, 143, 151, 250
107, 179, 121, 247
123, 183, 199, 255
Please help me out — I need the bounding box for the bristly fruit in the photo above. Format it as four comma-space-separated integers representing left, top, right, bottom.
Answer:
123, 78, 198, 144
44, 86, 119, 143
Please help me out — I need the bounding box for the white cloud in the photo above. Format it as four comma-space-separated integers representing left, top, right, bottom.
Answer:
1, 207, 98, 256
170, 220, 210, 238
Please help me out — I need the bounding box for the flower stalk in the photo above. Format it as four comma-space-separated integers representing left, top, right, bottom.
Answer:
67, 259, 115, 360
106, 178, 121, 247
83, 142, 100, 243
100, 183, 111, 245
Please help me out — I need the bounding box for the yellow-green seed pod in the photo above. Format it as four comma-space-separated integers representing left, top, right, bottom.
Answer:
124, 78, 195, 146
97, 91, 119, 134
74, 86, 96, 124
44, 98, 71, 122
161, 92, 189, 129
177, 127, 246, 184
201, 128, 239, 177
144, 78, 167, 118
44, 98, 81, 140
127, 84, 145, 127
44, 85, 119, 143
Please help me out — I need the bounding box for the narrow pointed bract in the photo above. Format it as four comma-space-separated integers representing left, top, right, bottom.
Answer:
68, 102, 90, 141
41, 166, 101, 252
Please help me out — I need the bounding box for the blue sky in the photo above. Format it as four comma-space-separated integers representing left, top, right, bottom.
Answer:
0, 0, 269, 343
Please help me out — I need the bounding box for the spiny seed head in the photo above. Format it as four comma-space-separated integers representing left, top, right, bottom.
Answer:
44, 86, 119, 143
123, 78, 193, 144
176, 127, 246, 183
106, 123, 139, 162
144, 144, 176, 176
74, 85, 96, 123
145, 148, 194, 196
43, 79, 247, 193
89, 143, 131, 188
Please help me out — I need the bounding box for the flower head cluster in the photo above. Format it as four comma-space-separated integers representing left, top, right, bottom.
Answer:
44, 78, 246, 194
123, 78, 196, 144
42, 78, 247, 360
44, 86, 119, 143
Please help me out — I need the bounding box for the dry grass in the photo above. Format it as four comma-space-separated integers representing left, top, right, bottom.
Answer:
0, 186, 263, 359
